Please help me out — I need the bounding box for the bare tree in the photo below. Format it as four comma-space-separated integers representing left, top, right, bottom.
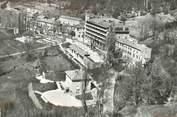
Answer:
24, 40, 36, 62
81, 66, 88, 117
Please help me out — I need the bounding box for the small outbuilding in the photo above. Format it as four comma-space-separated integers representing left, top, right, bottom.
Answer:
64, 69, 96, 96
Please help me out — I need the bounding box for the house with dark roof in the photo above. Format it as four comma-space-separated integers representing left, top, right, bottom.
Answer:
64, 69, 97, 95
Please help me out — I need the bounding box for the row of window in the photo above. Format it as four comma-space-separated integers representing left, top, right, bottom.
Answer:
86, 21, 108, 30
92, 40, 105, 49
76, 28, 84, 31
71, 50, 84, 59
86, 28, 106, 38
117, 44, 142, 61
123, 52, 141, 61
86, 24, 107, 34
60, 20, 79, 26
85, 31, 106, 43
117, 42, 140, 54
77, 34, 84, 38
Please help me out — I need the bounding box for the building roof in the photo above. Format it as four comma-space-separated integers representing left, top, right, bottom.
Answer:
115, 34, 152, 59
60, 15, 82, 21
37, 15, 55, 24
65, 69, 92, 82
69, 44, 89, 57
115, 35, 140, 50
71, 41, 104, 63
88, 17, 122, 28
74, 23, 85, 29
114, 26, 130, 34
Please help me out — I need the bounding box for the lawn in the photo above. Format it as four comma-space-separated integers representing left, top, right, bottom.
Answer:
0, 39, 44, 56
0, 31, 44, 56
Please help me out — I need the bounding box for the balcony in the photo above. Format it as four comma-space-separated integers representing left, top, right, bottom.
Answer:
86, 22, 108, 32
86, 28, 107, 38
85, 24, 107, 34
85, 32, 106, 44
85, 26, 107, 37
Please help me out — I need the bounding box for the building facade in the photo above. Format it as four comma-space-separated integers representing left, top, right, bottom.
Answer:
64, 41, 104, 69
27, 15, 61, 35
115, 28, 152, 64
59, 15, 82, 26
73, 24, 85, 42
85, 17, 122, 50
64, 69, 93, 95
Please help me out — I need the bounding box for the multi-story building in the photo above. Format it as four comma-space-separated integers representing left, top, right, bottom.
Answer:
115, 28, 152, 64
73, 23, 85, 42
59, 15, 82, 26
85, 17, 122, 50
64, 41, 104, 69
27, 15, 61, 35
64, 69, 97, 95
36, 16, 56, 34
114, 26, 130, 38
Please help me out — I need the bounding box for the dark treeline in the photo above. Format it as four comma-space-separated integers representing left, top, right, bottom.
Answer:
1, 0, 177, 11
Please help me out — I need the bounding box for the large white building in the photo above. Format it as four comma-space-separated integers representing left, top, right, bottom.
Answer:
85, 17, 122, 50
115, 32, 152, 64
59, 15, 82, 26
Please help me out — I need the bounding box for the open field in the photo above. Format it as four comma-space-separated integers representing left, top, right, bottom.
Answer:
0, 39, 44, 55
0, 31, 44, 56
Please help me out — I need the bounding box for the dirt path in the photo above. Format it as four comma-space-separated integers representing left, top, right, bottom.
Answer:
0, 45, 51, 59
103, 69, 118, 116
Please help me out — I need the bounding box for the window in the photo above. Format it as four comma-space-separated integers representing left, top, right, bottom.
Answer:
133, 54, 135, 57
100, 43, 102, 47
80, 55, 84, 59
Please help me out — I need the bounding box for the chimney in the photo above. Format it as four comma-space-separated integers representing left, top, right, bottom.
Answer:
85, 11, 89, 21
